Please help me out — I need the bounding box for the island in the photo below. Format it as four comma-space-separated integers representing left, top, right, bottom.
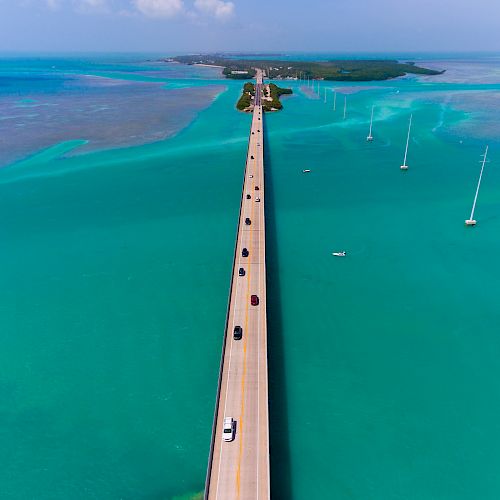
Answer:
237, 82, 293, 112
170, 54, 444, 81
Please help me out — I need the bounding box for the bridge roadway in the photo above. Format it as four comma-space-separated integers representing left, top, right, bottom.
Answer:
205, 69, 270, 500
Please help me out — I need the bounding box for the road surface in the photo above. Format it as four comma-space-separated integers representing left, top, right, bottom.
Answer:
206, 69, 270, 500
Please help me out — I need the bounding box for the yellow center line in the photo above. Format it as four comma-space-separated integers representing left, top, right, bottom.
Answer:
235, 104, 260, 497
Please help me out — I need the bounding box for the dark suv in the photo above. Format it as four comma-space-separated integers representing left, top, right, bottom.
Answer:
242, 248, 249, 257
233, 326, 242, 340
251, 295, 259, 306
245, 218, 251, 225
238, 268, 245, 276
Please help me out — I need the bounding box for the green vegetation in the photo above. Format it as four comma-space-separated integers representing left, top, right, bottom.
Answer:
236, 82, 255, 111
236, 82, 292, 112
171, 54, 444, 81
243, 82, 256, 94
222, 66, 257, 79
262, 83, 293, 112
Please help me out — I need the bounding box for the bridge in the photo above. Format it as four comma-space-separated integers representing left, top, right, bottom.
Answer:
205, 69, 270, 500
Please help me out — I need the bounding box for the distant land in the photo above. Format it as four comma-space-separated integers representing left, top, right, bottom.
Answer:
168, 54, 445, 81
229, 53, 285, 58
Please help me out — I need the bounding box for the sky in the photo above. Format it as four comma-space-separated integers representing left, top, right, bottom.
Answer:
1, 0, 500, 54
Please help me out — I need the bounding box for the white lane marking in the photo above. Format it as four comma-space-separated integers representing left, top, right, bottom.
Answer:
257, 108, 261, 499
215, 130, 255, 500
215, 260, 240, 499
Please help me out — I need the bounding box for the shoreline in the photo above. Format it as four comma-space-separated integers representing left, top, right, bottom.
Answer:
194, 63, 225, 69
174, 55, 444, 81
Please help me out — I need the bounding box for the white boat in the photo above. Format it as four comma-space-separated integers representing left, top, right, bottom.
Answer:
332, 251, 346, 257
303, 169, 311, 173
366, 105, 374, 142
465, 145, 489, 226
401, 114, 412, 170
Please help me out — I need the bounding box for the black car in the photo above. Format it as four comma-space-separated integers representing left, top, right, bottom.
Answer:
238, 267, 245, 276
250, 155, 254, 159
255, 186, 260, 191
245, 218, 251, 225
246, 194, 251, 200
233, 326, 242, 340
242, 248, 249, 257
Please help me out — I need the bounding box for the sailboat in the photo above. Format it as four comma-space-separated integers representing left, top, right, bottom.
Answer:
465, 146, 489, 226
400, 114, 413, 170
366, 105, 374, 142
333, 90, 337, 111
343, 95, 347, 119
324, 88, 327, 103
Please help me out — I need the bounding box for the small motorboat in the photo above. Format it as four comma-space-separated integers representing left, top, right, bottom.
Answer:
332, 251, 346, 257
303, 169, 311, 173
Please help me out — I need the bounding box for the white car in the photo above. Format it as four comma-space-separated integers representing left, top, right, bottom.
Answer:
223, 417, 235, 442
249, 174, 253, 178
255, 197, 260, 202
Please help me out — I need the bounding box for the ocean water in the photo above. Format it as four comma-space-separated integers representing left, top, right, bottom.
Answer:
266, 73, 500, 499
0, 58, 226, 165
1, 55, 500, 499
0, 58, 248, 499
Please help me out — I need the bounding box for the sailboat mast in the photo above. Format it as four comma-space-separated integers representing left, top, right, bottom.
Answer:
333, 91, 337, 111
468, 146, 489, 222
343, 95, 347, 119
366, 105, 374, 141
402, 114, 413, 168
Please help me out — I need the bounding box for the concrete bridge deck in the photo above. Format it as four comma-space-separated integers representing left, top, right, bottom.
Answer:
205, 69, 270, 500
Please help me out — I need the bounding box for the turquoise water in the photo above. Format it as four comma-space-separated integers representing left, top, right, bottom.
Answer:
0, 60, 249, 499
2, 56, 500, 499
266, 79, 500, 499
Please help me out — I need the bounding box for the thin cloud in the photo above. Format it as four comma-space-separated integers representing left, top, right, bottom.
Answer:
46, 0, 62, 10
81, 0, 106, 7
41, 0, 236, 21
44, 0, 109, 12
77, 0, 109, 12
194, 0, 234, 20
132, 0, 184, 18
